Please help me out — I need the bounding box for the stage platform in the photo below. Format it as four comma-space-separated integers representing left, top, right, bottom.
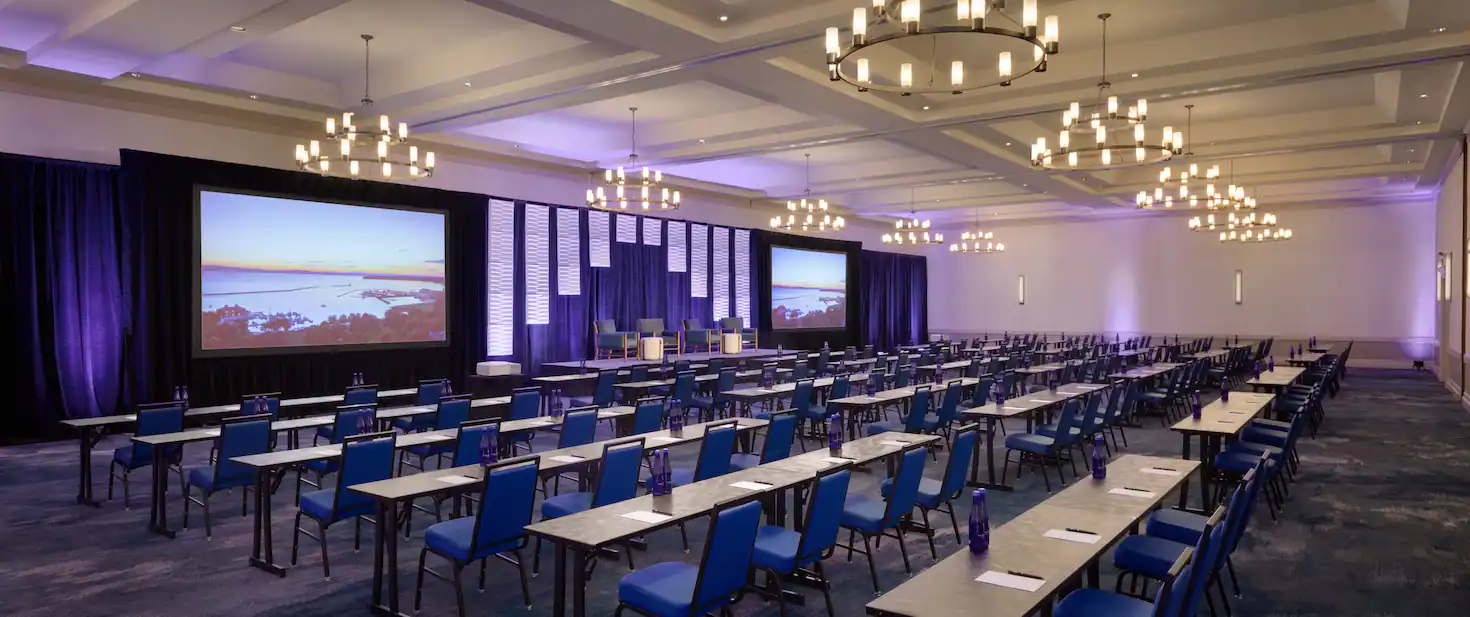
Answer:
542, 347, 805, 374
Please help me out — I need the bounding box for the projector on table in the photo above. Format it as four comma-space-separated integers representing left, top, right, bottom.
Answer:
476, 361, 520, 376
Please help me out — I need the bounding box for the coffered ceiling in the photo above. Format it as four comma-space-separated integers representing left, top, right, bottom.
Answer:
2, 0, 1469, 228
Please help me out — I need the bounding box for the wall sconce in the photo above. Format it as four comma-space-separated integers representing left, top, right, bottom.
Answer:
1018, 275, 1026, 305
1234, 270, 1243, 305
1437, 253, 1447, 302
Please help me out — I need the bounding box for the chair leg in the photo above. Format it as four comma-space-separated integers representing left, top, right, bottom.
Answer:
1225, 556, 1242, 598
452, 561, 467, 617
183, 485, 191, 530
318, 520, 331, 581
202, 491, 213, 539
678, 522, 689, 553
764, 568, 789, 617
861, 533, 880, 594
919, 509, 937, 560
894, 528, 912, 574
122, 468, 131, 509
414, 548, 429, 612
945, 503, 961, 545
515, 550, 532, 607
354, 516, 362, 552
814, 560, 836, 617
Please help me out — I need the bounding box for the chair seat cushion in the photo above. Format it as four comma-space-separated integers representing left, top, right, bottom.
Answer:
424, 517, 522, 562
303, 458, 339, 474
1249, 418, 1291, 431
1005, 433, 1056, 454
113, 447, 147, 469
618, 561, 698, 616
184, 465, 215, 490
1035, 423, 1081, 439
880, 477, 944, 510
689, 396, 717, 411
729, 452, 762, 472
1112, 535, 1188, 577
643, 468, 696, 491
800, 404, 829, 421
405, 442, 454, 458
1240, 426, 1288, 447
315, 425, 334, 440
1214, 451, 1277, 475
840, 495, 889, 534
751, 524, 805, 572
1055, 588, 1159, 617
1145, 508, 1207, 546
541, 492, 595, 519
865, 421, 902, 436
1227, 441, 1283, 458
394, 416, 433, 432
299, 489, 336, 520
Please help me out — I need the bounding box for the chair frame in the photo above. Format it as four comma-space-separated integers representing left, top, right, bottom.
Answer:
837, 444, 928, 593
291, 430, 396, 580
751, 463, 853, 617
108, 401, 186, 509
614, 492, 767, 617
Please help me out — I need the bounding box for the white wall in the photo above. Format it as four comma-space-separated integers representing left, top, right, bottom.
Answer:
926, 202, 1437, 364
0, 88, 915, 252
1434, 151, 1465, 389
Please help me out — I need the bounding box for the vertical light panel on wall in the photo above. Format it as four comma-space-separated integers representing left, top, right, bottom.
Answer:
667, 222, 687, 273
525, 204, 549, 324
589, 210, 611, 268
713, 226, 731, 319
690, 224, 708, 297
1018, 275, 1025, 305
486, 199, 516, 356
734, 229, 751, 322
616, 213, 638, 243
556, 208, 580, 295
642, 218, 661, 245
1234, 270, 1243, 305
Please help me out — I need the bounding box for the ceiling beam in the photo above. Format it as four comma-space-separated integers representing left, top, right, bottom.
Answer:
24, 0, 146, 64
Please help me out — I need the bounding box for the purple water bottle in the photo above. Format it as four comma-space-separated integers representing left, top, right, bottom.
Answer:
1192, 392, 1202, 419
173, 386, 181, 401
181, 386, 189, 408
969, 489, 990, 554
827, 414, 842, 452
478, 429, 493, 466
1268, 356, 1275, 371
1289, 348, 1295, 360
994, 379, 1007, 406
1220, 384, 1230, 403
670, 409, 683, 435
660, 449, 672, 494
650, 449, 664, 495
1091, 435, 1107, 479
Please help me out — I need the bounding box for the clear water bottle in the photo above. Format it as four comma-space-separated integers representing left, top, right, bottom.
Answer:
580, 359, 587, 374
181, 386, 189, 407
969, 489, 989, 554
1091, 435, 1107, 479
444, 380, 453, 396
173, 386, 181, 401
552, 389, 564, 417
776, 344, 783, 357
828, 414, 842, 452
357, 411, 371, 435
650, 449, 664, 495
479, 429, 494, 466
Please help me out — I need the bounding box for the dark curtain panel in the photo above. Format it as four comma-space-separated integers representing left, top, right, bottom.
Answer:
590, 215, 666, 333
0, 154, 127, 439
753, 229, 863, 350
521, 205, 590, 375
118, 150, 487, 408
861, 250, 929, 351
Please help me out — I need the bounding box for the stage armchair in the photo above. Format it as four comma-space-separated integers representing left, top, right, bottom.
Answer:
719, 317, 758, 350
593, 319, 637, 359
636, 318, 680, 355
681, 319, 719, 354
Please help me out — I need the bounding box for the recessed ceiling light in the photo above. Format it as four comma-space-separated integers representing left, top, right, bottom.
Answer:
698, 139, 705, 143
1131, 73, 1139, 77
1005, 142, 1012, 146
463, 82, 472, 87
230, 25, 247, 32
922, 106, 930, 110
1420, 94, 1428, 98
719, 15, 728, 22
249, 94, 258, 99
129, 71, 140, 78
1417, 121, 1423, 124
1435, 27, 1447, 33
1022, 183, 1027, 187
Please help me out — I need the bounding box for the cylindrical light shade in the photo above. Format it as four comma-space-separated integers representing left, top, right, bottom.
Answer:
1095, 125, 1106, 145
326, 117, 336, 135
902, 0, 920, 24
349, 160, 359, 176
342, 112, 353, 129
340, 139, 350, 156
951, 61, 963, 86
1059, 130, 1069, 149
1138, 99, 1148, 117
379, 114, 389, 132
998, 52, 1012, 77
1163, 126, 1174, 145
856, 58, 870, 82
382, 162, 391, 177
377, 141, 387, 159
409, 146, 419, 163
1068, 151, 1078, 167
1173, 132, 1184, 150
901, 63, 913, 87
296, 144, 307, 163
1045, 15, 1058, 42
957, 0, 970, 19
1135, 147, 1144, 161
1023, 0, 1038, 27
309, 140, 320, 157
825, 27, 839, 54
1101, 148, 1111, 165
1134, 124, 1145, 142
853, 8, 867, 38
425, 152, 435, 168
1107, 96, 1118, 116
398, 122, 407, 140
1070, 101, 1080, 120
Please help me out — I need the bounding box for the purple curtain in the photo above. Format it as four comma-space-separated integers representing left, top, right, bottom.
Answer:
1, 154, 128, 439
519, 205, 590, 374
861, 250, 928, 351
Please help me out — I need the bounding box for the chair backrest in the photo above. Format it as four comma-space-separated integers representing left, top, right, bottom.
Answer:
866, 370, 886, 391
628, 366, 649, 383
791, 363, 810, 381
795, 465, 853, 565
1078, 392, 1102, 428
1049, 399, 1081, 444
331, 432, 396, 519
594, 319, 618, 334
1174, 508, 1225, 617
471, 456, 540, 557
713, 369, 737, 404
674, 359, 691, 373
830, 375, 851, 400
433, 395, 472, 431
671, 371, 697, 405
344, 385, 377, 406
681, 318, 704, 332
240, 393, 281, 421
593, 370, 618, 406
130, 402, 184, 463
694, 421, 739, 481
213, 413, 272, 486
893, 365, 912, 388
936, 381, 962, 423
631, 399, 665, 435
508, 388, 540, 421
1100, 383, 1125, 424
792, 379, 815, 415
331, 404, 377, 442
1146, 547, 1195, 617
971, 377, 993, 407
940, 425, 981, 501
690, 495, 764, 614
718, 317, 744, 331
759, 411, 798, 463
881, 446, 929, 526
415, 380, 446, 405
452, 419, 501, 466
558, 407, 599, 448
902, 387, 932, 432
592, 438, 647, 507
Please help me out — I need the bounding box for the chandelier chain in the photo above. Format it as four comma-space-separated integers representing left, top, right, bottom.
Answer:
361, 34, 373, 106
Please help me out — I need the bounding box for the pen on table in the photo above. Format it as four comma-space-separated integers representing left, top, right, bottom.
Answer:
1064, 527, 1095, 535
1005, 570, 1044, 580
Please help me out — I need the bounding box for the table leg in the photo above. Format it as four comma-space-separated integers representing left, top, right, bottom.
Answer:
249, 467, 286, 576
552, 542, 567, 617
148, 445, 177, 538
1200, 435, 1220, 511
571, 546, 588, 617
968, 416, 1013, 491
76, 428, 101, 507
1177, 434, 1193, 511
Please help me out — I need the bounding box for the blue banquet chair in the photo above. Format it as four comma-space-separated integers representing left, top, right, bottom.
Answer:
614, 494, 765, 617
183, 413, 272, 537
291, 431, 396, 580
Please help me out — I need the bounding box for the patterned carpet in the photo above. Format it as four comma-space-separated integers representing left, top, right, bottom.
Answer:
1, 368, 1467, 617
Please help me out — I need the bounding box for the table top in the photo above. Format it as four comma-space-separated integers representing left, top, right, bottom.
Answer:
1245, 366, 1306, 388
918, 360, 974, 371
723, 373, 879, 399
961, 383, 1108, 419
1308, 342, 1337, 353
827, 378, 981, 407
1224, 342, 1256, 349
524, 432, 938, 549
543, 348, 803, 371
1014, 362, 1070, 375
60, 387, 423, 429
116, 395, 509, 441
1185, 349, 1230, 360
1289, 352, 1325, 364
864, 454, 1200, 617
614, 368, 781, 390
1170, 392, 1275, 436
1107, 363, 1182, 380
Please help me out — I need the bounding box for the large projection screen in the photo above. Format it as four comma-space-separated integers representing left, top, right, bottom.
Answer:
769, 246, 848, 330
194, 188, 448, 355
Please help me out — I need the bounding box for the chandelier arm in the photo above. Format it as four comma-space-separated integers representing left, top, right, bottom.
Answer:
361, 34, 373, 105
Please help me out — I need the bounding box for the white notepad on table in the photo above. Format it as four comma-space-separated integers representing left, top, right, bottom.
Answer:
311, 448, 338, 456
1109, 487, 1157, 498
821, 457, 856, 464
729, 481, 772, 491
880, 440, 912, 447
1139, 467, 1182, 477
419, 434, 452, 442
200, 429, 220, 437
622, 510, 672, 524
550, 455, 586, 463
436, 475, 478, 486
1043, 529, 1101, 544
1001, 406, 1026, 411
976, 570, 1047, 592
650, 436, 679, 443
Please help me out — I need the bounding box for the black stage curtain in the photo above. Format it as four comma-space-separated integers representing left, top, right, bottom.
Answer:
860, 250, 929, 350
753, 230, 864, 350
118, 150, 487, 409
0, 154, 127, 440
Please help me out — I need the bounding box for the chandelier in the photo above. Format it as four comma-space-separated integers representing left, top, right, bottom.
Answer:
1149, 154, 1260, 211
825, 1, 1059, 96
949, 209, 1005, 253
1188, 211, 1276, 232
770, 154, 845, 232
1032, 14, 1178, 171
586, 107, 681, 211
294, 35, 435, 180
882, 188, 944, 245
1221, 228, 1293, 243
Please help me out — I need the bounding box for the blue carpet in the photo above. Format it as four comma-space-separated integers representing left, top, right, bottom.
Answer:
0, 368, 1467, 616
